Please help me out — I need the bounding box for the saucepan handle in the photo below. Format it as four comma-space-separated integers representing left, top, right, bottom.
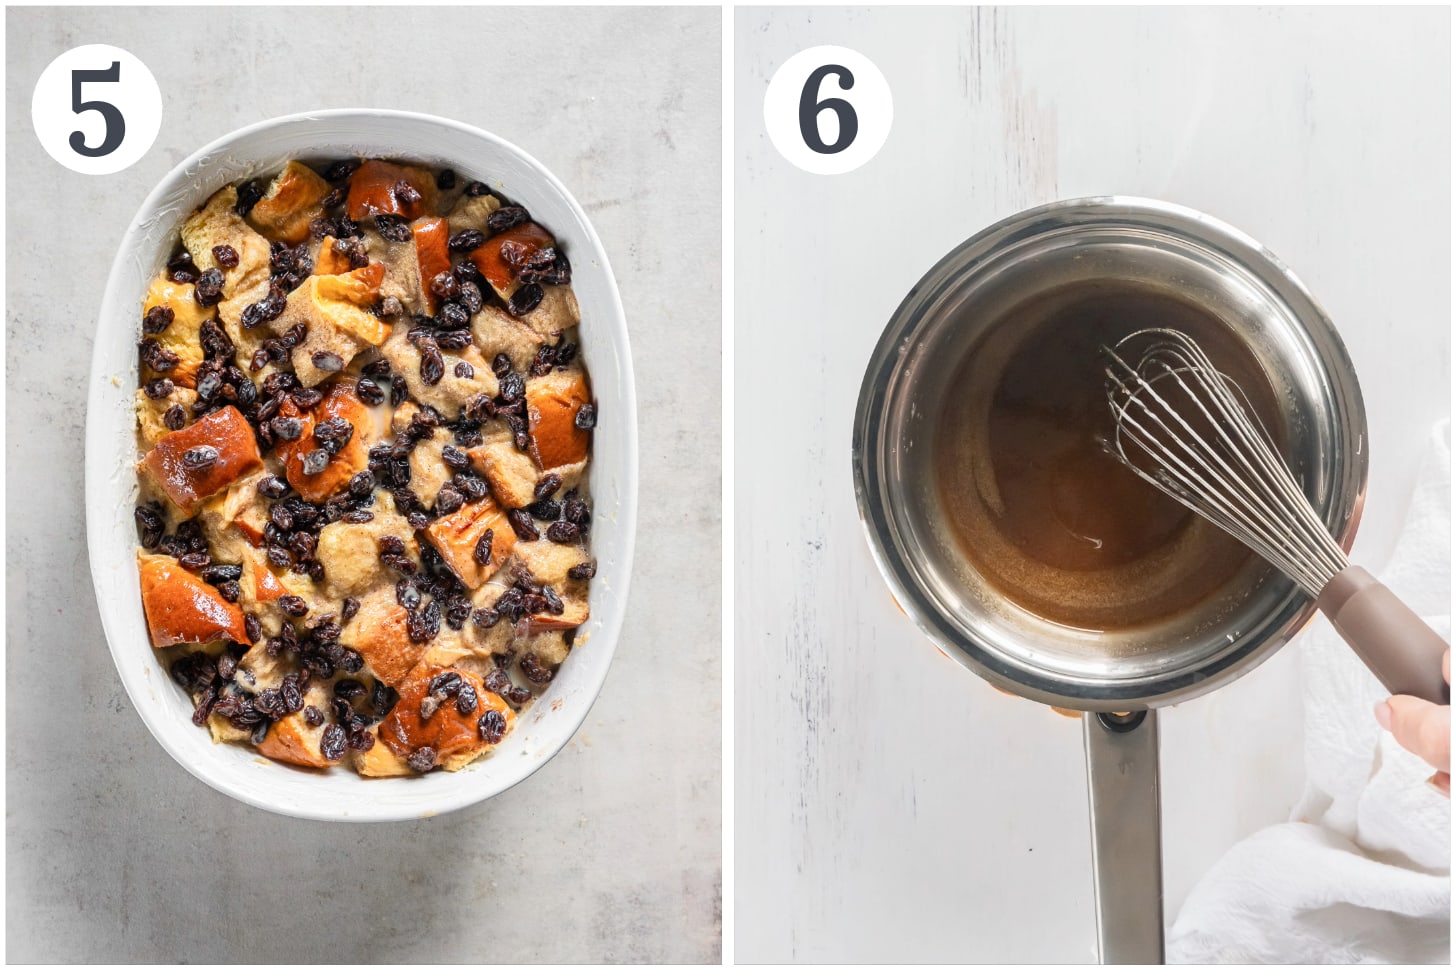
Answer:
1083, 709, 1165, 965
1317, 566, 1449, 704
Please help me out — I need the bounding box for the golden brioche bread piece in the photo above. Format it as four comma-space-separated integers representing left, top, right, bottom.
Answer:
341, 595, 427, 686
245, 161, 331, 244
378, 664, 513, 772
379, 328, 498, 419
314, 493, 416, 598
411, 216, 451, 314
345, 160, 438, 221
140, 274, 213, 389
517, 286, 580, 343
423, 496, 517, 590
134, 385, 199, 450
138, 552, 249, 647
179, 185, 273, 334
256, 711, 332, 769
275, 263, 388, 387
467, 221, 554, 301
272, 381, 374, 503
445, 192, 502, 234
526, 367, 592, 469
354, 735, 413, 776
141, 405, 263, 515
471, 304, 542, 372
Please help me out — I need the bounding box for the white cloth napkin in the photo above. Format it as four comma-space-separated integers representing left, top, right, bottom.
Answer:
1169, 421, 1452, 965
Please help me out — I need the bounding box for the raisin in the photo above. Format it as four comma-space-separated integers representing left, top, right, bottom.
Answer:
441, 445, 470, 471
487, 206, 530, 232
201, 564, 243, 584
325, 159, 359, 182
448, 229, 485, 252
507, 283, 544, 317
374, 214, 412, 243
434, 484, 464, 515
534, 473, 563, 501
142, 305, 175, 335
372, 681, 399, 717
240, 283, 287, 329
314, 416, 354, 454
380, 295, 404, 317
541, 585, 565, 615
529, 498, 562, 520
563, 497, 591, 526
530, 345, 556, 377
244, 613, 263, 642
407, 747, 436, 772
341, 597, 361, 622
520, 653, 554, 685
348, 729, 376, 752
303, 705, 325, 727
506, 509, 539, 541
163, 405, 186, 430
281, 676, 304, 713
348, 470, 375, 496
277, 594, 309, 618
135, 505, 165, 548
498, 372, 525, 405
235, 179, 266, 216
396, 578, 421, 610
464, 181, 491, 197
568, 560, 597, 581
455, 683, 479, 717
429, 671, 463, 698
393, 180, 422, 207
575, 403, 597, 430
340, 649, 364, 674
439, 303, 471, 331
378, 535, 406, 555
258, 475, 289, 500
417, 337, 444, 386
546, 520, 581, 544
199, 319, 234, 360
144, 377, 174, 400
334, 679, 366, 700
407, 599, 442, 643
477, 709, 507, 743
139, 338, 179, 373
355, 376, 385, 405
473, 607, 501, 628
181, 446, 219, 472
302, 449, 329, 476
212, 245, 240, 269
320, 725, 347, 761
430, 271, 460, 302
464, 529, 493, 567
194, 268, 225, 306
167, 251, 200, 284
547, 251, 573, 285
291, 386, 323, 408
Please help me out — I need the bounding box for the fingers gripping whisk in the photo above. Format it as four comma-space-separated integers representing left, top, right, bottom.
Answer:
1101, 328, 1349, 597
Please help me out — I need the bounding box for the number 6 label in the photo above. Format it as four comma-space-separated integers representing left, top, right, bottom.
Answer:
32, 44, 162, 175
765, 46, 892, 175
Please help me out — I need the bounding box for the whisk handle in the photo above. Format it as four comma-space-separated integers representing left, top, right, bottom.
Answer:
1317, 566, 1450, 705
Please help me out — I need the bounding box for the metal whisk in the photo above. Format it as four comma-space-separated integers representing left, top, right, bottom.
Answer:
1102, 327, 1448, 704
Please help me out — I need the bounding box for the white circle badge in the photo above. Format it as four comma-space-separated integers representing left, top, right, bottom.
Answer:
32, 44, 162, 175
763, 45, 892, 175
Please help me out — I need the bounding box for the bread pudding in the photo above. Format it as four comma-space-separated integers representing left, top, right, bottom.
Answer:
131, 158, 597, 775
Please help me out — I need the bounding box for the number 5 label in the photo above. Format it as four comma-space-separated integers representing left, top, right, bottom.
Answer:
764, 46, 892, 175
32, 44, 161, 175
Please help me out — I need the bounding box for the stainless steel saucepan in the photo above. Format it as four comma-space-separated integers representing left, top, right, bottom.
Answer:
852, 197, 1367, 963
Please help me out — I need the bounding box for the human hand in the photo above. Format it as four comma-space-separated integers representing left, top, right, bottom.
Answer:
1374, 648, 1451, 796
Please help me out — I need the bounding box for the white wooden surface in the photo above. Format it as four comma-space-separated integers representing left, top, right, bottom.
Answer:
734, 7, 1449, 962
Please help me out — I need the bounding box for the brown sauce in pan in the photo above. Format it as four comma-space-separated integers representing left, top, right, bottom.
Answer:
934, 283, 1283, 631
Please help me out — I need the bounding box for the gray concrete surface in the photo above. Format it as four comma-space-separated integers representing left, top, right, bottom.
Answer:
6, 6, 721, 963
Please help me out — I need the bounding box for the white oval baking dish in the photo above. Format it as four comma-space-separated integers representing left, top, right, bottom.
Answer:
85, 109, 637, 821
